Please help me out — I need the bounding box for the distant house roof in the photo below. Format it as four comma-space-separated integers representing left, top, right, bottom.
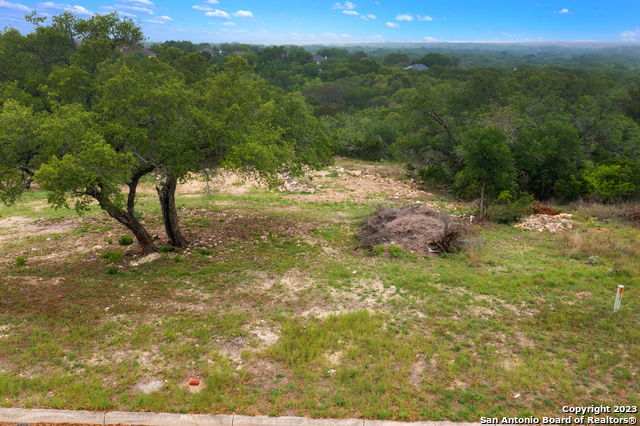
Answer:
313, 55, 328, 64
403, 64, 429, 71
122, 46, 157, 58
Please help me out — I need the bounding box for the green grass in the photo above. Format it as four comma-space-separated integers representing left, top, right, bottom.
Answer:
0, 178, 638, 421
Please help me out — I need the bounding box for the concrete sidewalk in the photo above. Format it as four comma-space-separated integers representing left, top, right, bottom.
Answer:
0, 408, 480, 426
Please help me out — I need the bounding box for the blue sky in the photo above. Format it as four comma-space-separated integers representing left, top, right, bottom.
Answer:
1, 0, 640, 44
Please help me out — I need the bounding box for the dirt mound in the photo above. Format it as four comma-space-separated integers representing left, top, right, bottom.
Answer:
515, 213, 574, 233
358, 206, 463, 254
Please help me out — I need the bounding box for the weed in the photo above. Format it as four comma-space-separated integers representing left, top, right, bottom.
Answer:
158, 245, 176, 253
464, 238, 484, 267
101, 250, 123, 264
387, 245, 405, 258
586, 256, 600, 265
117, 235, 134, 246
15, 257, 27, 267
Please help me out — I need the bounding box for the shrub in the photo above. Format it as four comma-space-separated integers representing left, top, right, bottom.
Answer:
117, 235, 134, 246
15, 257, 27, 267
583, 164, 636, 204
486, 191, 534, 224
158, 245, 175, 253
106, 266, 119, 275
101, 250, 124, 264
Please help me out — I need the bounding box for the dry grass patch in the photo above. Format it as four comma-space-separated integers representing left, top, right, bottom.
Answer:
561, 229, 640, 260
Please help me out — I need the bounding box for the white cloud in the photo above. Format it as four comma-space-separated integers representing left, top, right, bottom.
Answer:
333, 1, 356, 10
38, 2, 62, 7
205, 0, 218, 3
222, 21, 235, 26
64, 5, 93, 15
361, 13, 376, 20
146, 19, 165, 24
557, 8, 570, 14
193, 5, 212, 11
205, 9, 230, 18
232, 10, 253, 18
620, 27, 640, 41
417, 15, 433, 21
118, 5, 153, 14
159, 15, 172, 20
41, 2, 94, 15
396, 13, 414, 21
342, 10, 358, 15
386, 21, 399, 28
120, 0, 154, 5
0, 0, 31, 11
423, 36, 437, 41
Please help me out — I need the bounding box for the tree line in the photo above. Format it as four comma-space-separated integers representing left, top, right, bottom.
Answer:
150, 38, 640, 210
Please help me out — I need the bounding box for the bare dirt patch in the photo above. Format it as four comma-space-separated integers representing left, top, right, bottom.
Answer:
285, 165, 432, 204
184, 209, 314, 250
248, 270, 409, 319
410, 353, 426, 387
0, 216, 79, 242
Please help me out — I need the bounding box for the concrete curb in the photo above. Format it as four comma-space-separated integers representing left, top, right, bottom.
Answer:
0, 408, 105, 424
0, 408, 481, 426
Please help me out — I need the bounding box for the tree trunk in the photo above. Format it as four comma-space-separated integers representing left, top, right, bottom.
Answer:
19, 166, 34, 189
479, 182, 486, 217
157, 175, 188, 248
123, 212, 157, 255
94, 198, 157, 255
87, 167, 157, 255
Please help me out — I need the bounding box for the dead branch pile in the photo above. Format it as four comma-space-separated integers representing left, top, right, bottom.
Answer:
358, 206, 464, 254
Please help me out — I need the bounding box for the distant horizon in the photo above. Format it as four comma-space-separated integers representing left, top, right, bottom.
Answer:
146, 40, 640, 47
2, 0, 640, 44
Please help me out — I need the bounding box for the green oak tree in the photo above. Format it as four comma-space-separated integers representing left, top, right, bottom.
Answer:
455, 127, 516, 216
